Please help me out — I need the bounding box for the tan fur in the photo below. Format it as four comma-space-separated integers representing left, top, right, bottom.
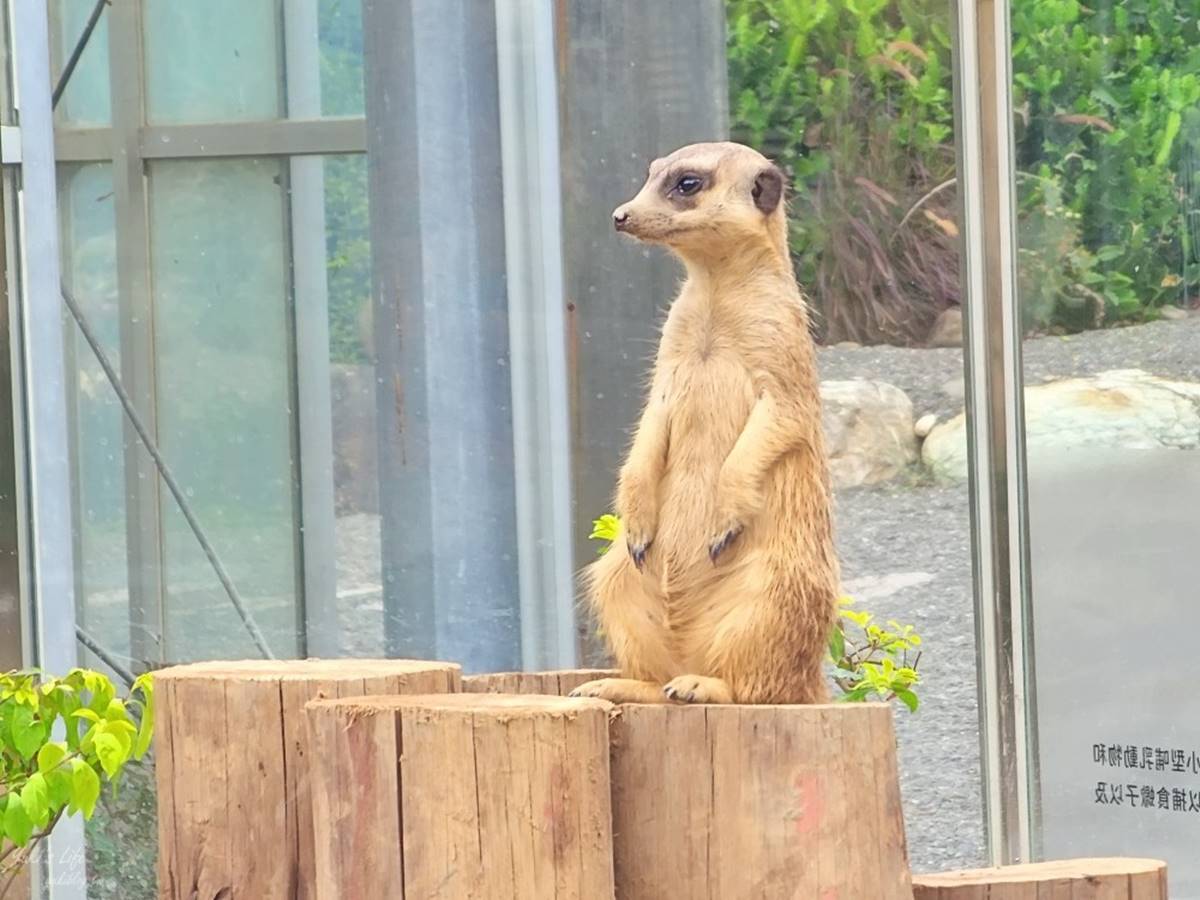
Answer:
571, 142, 840, 706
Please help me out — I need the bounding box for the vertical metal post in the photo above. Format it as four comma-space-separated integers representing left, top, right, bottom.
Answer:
0, 168, 32, 900
11, 1, 88, 895
951, 0, 1037, 865
493, 0, 577, 670
362, 0, 521, 672
284, 0, 337, 656
106, 0, 165, 666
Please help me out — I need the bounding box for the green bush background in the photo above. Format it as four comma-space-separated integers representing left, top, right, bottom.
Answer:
727, 0, 1200, 345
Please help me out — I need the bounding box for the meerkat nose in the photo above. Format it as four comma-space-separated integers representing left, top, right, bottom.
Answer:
613, 207, 631, 231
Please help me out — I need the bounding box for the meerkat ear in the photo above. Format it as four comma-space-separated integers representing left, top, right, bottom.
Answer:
751, 165, 785, 215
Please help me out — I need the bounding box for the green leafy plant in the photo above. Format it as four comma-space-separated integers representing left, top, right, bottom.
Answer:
0, 668, 154, 896
828, 597, 922, 712
588, 514, 621, 553
589, 516, 924, 712
726, 0, 1200, 343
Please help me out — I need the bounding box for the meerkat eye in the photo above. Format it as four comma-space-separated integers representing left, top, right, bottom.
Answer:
674, 174, 703, 196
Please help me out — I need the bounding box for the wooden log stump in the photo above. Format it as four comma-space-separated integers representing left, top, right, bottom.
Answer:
153, 659, 460, 900
462, 668, 619, 696
913, 858, 1167, 899
306, 693, 616, 900
609, 703, 912, 900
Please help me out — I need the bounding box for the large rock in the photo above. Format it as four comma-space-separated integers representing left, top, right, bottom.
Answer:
821, 380, 919, 488
923, 369, 1200, 481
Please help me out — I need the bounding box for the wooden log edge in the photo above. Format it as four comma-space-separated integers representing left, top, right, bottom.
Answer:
913, 857, 1167, 899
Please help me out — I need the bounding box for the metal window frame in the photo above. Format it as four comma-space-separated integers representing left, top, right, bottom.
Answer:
951, 0, 1039, 867
494, 0, 578, 669
10, 3, 88, 897
39, 0, 368, 667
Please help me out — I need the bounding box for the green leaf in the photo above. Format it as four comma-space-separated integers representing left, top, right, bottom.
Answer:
93, 731, 126, 780
11, 706, 46, 762
3, 793, 34, 847
71, 708, 100, 723
21, 772, 50, 829
135, 687, 155, 760
895, 689, 920, 713
45, 769, 72, 809
37, 741, 68, 775
1154, 110, 1181, 166
69, 759, 100, 819
828, 625, 845, 663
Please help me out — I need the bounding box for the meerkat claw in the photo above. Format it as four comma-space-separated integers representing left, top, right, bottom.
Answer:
708, 524, 744, 563
628, 539, 650, 570
664, 684, 694, 702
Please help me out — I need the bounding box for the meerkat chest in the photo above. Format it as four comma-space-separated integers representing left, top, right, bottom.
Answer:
657, 324, 757, 444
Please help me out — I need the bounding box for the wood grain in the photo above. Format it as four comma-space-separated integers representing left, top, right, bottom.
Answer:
305, 693, 616, 900
912, 858, 1167, 899
153, 658, 459, 900
462, 668, 620, 696
609, 703, 913, 900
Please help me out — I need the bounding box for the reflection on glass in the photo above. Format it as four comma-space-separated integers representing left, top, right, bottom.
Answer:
148, 159, 299, 661
319, 0, 364, 117
52, 0, 112, 126
59, 164, 128, 663
727, 0, 980, 872
143, 0, 281, 124
321, 154, 379, 654
1015, 1, 1200, 894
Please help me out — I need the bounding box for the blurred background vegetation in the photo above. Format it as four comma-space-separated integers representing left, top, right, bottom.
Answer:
323, 0, 1200, 357
727, 0, 1200, 345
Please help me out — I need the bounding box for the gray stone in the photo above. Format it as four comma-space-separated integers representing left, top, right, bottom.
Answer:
821, 380, 918, 488
923, 369, 1200, 481
940, 377, 966, 401
927, 307, 963, 348
1160, 305, 1188, 321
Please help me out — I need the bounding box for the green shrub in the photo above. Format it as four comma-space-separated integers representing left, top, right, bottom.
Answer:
726, 0, 1200, 343
0, 668, 153, 895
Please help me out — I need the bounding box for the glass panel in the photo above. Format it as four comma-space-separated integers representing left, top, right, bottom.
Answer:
1015, 0, 1200, 893
322, 153, 379, 653
59, 163, 128, 664
142, 0, 281, 124
318, 0, 364, 116
148, 158, 300, 661
58, 163, 158, 900
52, 0, 112, 126
31, 1, 986, 894
718, 0, 981, 873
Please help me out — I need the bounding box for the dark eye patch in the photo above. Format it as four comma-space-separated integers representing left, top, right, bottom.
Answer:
662, 168, 712, 205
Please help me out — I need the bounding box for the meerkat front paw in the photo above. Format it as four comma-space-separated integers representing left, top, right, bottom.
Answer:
709, 469, 762, 562
617, 469, 659, 570
569, 678, 668, 704
663, 675, 734, 704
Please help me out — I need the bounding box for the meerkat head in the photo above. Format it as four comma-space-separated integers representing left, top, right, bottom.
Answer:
612, 142, 788, 263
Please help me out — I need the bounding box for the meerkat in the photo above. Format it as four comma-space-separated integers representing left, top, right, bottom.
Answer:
570, 141, 840, 706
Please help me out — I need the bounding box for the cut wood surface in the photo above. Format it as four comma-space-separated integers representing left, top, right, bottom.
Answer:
153, 658, 460, 900
306, 693, 616, 900
462, 668, 620, 696
609, 702, 913, 900
913, 858, 1167, 899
